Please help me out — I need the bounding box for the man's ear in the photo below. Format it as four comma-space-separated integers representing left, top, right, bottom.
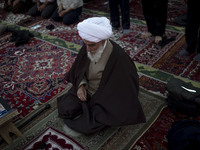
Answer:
101, 40, 106, 45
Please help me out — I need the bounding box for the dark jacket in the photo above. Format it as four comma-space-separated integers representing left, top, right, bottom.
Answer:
61, 40, 146, 134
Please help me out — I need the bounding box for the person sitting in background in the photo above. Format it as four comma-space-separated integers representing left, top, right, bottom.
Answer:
28, 0, 57, 19
57, 17, 146, 135
4, 0, 34, 14
51, 0, 83, 25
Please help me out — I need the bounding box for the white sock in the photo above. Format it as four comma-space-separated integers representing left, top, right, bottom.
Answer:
63, 124, 82, 137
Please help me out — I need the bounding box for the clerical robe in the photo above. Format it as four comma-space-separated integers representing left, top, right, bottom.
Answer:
57, 40, 146, 134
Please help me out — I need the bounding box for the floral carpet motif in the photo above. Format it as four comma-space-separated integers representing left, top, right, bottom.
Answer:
12, 43, 72, 82
22, 127, 84, 150
1, 89, 166, 150
1, 8, 199, 120
27, 18, 200, 84
139, 76, 167, 94
0, 36, 75, 118
151, 36, 200, 82
118, 24, 182, 64
0, 1, 199, 150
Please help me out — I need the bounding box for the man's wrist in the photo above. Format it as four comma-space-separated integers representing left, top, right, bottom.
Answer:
79, 84, 85, 88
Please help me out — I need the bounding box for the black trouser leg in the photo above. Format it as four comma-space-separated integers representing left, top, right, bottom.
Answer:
185, 0, 200, 53
109, 0, 120, 28
119, 0, 130, 29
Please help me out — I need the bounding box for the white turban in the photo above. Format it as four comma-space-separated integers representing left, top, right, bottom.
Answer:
77, 17, 112, 42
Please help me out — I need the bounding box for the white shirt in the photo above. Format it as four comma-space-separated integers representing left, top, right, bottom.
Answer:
57, 0, 83, 10
40, 0, 55, 3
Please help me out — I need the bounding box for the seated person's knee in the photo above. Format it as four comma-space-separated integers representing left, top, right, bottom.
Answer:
51, 16, 60, 22
58, 100, 82, 119
27, 10, 36, 16
41, 14, 49, 19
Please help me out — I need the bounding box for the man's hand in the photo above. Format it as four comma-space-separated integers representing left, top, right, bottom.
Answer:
38, 3, 46, 12
8, 0, 12, 6
36, 0, 40, 9
77, 85, 87, 101
58, 8, 72, 17
58, 5, 63, 13
58, 10, 65, 17
13, 0, 20, 6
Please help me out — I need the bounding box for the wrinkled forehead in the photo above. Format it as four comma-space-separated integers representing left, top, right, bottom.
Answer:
83, 39, 102, 46
83, 39, 97, 44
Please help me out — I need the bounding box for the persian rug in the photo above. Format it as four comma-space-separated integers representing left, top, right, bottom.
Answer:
0, 2, 199, 150
0, 33, 75, 119
128, 106, 200, 150
1, 1, 198, 87
1, 17, 200, 121
1, 88, 167, 150
20, 17, 200, 84
1, 14, 200, 122
22, 127, 84, 150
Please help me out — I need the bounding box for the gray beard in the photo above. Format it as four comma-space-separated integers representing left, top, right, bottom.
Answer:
87, 45, 104, 63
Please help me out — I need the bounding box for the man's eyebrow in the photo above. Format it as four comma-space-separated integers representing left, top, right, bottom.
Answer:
86, 43, 96, 47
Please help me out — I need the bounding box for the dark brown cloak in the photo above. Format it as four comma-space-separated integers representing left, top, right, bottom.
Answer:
59, 40, 146, 134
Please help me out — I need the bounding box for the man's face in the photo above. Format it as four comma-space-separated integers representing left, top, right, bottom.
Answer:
83, 40, 105, 55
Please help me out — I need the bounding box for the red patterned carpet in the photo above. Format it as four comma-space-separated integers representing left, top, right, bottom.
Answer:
0, 1, 200, 149
22, 127, 84, 150
1, 9, 200, 120
129, 106, 200, 150
0, 35, 75, 118
17, 17, 200, 84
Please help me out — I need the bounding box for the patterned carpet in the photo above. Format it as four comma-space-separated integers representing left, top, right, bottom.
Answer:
1, 89, 167, 150
0, 0, 200, 149
4, 12, 199, 87
129, 106, 200, 150
0, 32, 75, 118
22, 127, 84, 150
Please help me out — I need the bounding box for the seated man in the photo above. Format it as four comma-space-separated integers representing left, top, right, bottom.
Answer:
51, 0, 83, 25
28, 0, 57, 19
4, 0, 34, 14
57, 17, 146, 135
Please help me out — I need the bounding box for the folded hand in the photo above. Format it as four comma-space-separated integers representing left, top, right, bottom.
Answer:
77, 85, 87, 101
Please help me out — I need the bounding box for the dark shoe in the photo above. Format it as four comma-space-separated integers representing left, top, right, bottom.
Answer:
158, 36, 176, 48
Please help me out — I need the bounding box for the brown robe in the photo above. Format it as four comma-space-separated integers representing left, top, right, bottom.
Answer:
57, 40, 146, 135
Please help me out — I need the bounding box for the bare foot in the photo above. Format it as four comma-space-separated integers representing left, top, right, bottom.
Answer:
142, 32, 152, 38
155, 36, 162, 43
